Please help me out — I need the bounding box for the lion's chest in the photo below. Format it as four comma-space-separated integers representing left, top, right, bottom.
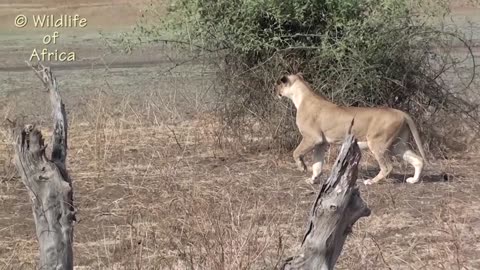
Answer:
295, 110, 325, 139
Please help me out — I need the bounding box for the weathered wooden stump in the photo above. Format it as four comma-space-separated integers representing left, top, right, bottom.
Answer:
13, 62, 75, 270
281, 125, 371, 270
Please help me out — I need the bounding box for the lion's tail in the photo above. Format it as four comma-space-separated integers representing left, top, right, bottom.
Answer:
404, 113, 427, 163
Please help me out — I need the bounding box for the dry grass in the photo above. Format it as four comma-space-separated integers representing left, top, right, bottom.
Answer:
0, 87, 479, 269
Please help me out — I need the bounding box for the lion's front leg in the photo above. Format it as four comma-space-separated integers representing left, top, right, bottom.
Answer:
293, 137, 316, 172
296, 156, 307, 172
310, 143, 328, 184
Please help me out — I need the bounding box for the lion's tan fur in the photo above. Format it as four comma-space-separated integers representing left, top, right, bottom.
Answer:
275, 74, 426, 184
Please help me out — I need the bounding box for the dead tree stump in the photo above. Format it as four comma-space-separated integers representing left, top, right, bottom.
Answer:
13, 63, 75, 270
281, 130, 371, 270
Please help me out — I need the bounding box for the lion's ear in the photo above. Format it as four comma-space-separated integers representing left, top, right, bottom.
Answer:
279, 75, 289, 84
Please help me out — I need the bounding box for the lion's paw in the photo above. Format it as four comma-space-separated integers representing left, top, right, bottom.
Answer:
306, 176, 322, 185
305, 178, 315, 184
406, 177, 419, 184
363, 179, 374, 185
296, 162, 307, 172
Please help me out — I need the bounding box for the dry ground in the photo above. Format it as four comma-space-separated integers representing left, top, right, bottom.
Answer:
1, 0, 480, 269
1, 100, 479, 269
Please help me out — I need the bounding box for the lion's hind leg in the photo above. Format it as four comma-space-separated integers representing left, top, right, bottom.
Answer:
392, 130, 424, 184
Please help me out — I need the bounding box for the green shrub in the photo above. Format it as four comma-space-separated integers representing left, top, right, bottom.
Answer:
129, 0, 479, 154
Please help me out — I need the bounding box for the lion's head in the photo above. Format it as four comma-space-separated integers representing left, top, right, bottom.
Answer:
274, 73, 304, 98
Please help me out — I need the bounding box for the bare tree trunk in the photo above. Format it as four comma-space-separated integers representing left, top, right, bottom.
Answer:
13, 62, 75, 270
281, 130, 371, 270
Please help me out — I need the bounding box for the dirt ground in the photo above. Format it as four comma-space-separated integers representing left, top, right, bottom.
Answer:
1, 1, 480, 269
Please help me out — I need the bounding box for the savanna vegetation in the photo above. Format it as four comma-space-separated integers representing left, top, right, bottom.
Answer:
125, 0, 479, 155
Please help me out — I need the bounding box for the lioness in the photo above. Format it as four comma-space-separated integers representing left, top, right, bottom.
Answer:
275, 73, 426, 185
